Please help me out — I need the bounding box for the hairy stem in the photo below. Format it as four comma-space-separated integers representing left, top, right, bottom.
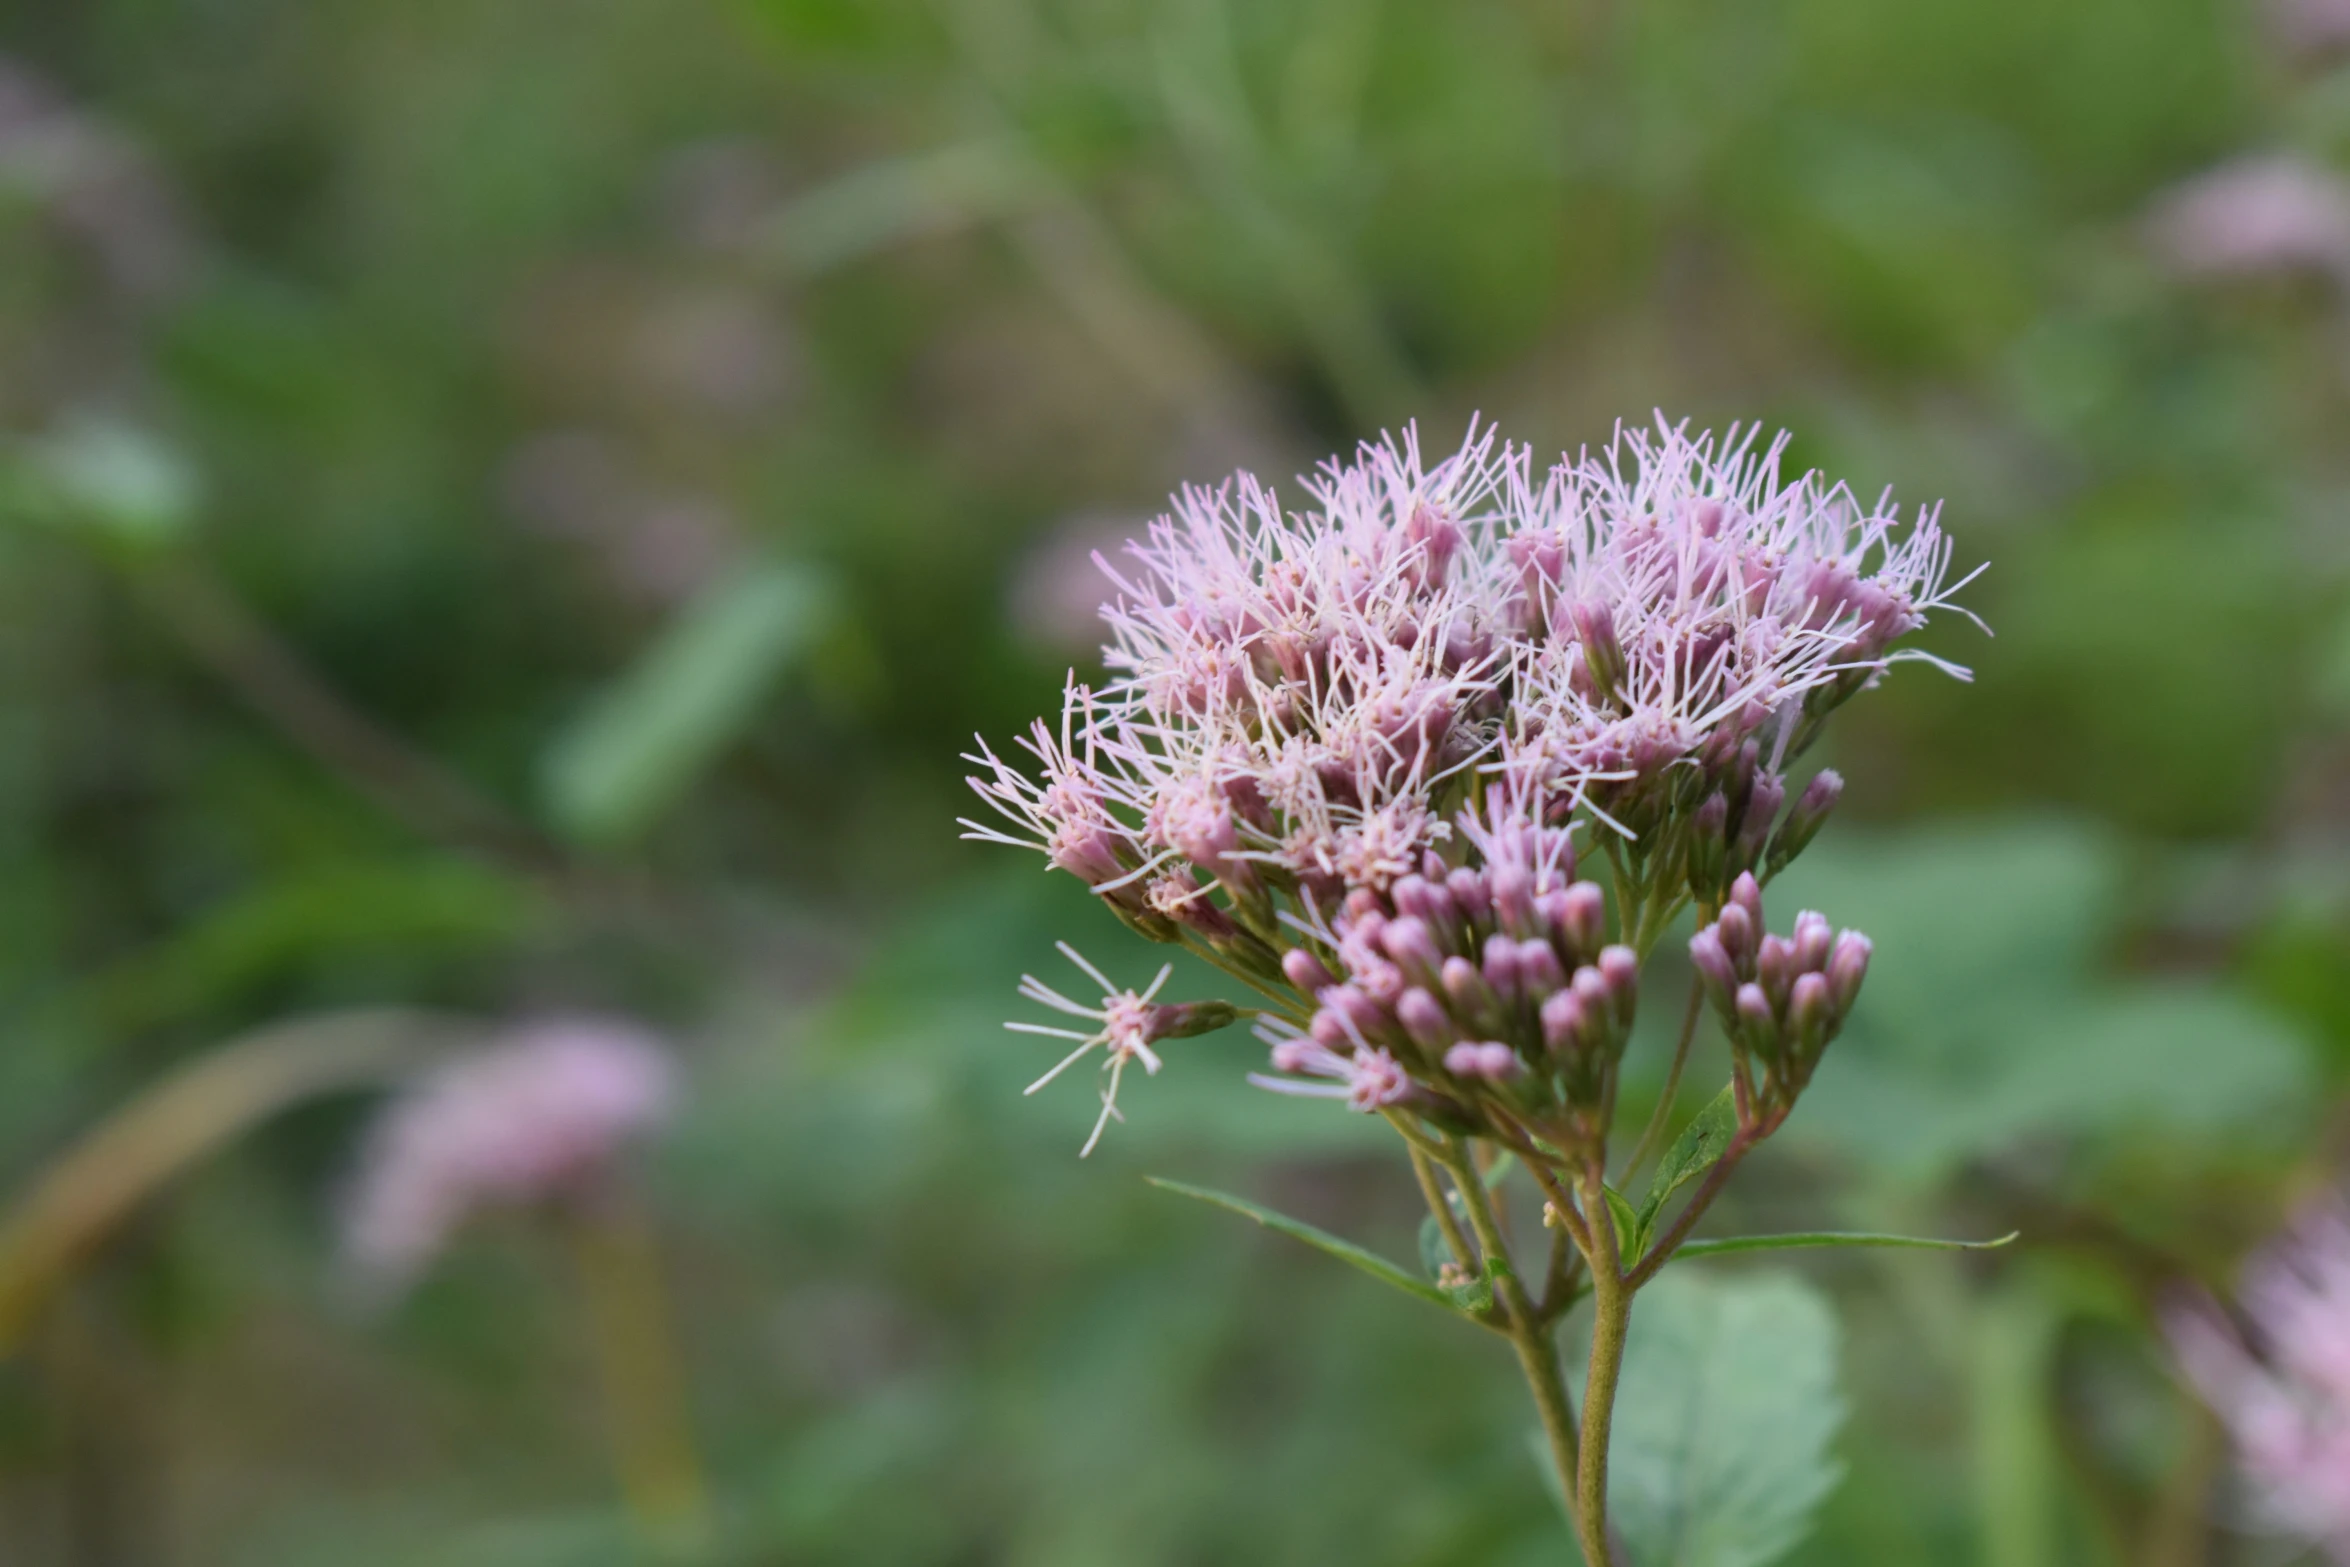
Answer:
1575, 1173, 1631, 1567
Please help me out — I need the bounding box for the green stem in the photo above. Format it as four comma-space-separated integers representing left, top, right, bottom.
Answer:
1576, 1175, 1632, 1567
1403, 1136, 1476, 1275
1622, 985, 1704, 1183
1440, 1137, 1585, 1536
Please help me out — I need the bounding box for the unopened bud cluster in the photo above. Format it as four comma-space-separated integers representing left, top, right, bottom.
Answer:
1688, 873, 1870, 1108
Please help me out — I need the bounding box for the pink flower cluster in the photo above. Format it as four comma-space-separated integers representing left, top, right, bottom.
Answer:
2172, 1201, 2350, 1562
1688, 871, 1871, 1112
342, 1018, 678, 1293
966, 418, 1970, 1148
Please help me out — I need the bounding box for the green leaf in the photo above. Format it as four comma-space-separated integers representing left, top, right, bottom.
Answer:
1673, 1230, 2018, 1261
542, 560, 833, 847
1639, 1084, 1737, 1230
1603, 1181, 1647, 1263
1146, 1176, 1457, 1312
1584, 1269, 1846, 1567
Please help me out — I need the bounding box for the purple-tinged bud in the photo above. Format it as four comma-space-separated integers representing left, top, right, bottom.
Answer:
1392, 875, 1439, 923
1491, 864, 1537, 937
1397, 987, 1455, 1052
1689, 926, 1738, 1010
1541, 990, 1587, 1053
1570, 600, 1627, 702
1422, 849, 1449, 883
1730, 871, 1764, 926
1597, 944, 1639, 1030
1768, 769, 1843, 874
1533, 887, 1572, 939
1283, 948, 1338, 994
1517, 938, 1565, 998
1690, 792, 1730, 895
1788, 970, 1831, 1054
1735, 982, 1777, 1054
1715, 902, 1756, 966
1446, 867, 1492, 925
1442, 955, 1497, 1018
1310, 1008, 1349, 1048
1321, 984, 1385, 1038
1757, 934, 1797, 1008
1695, 791, 1729, 838
1571, 966, 1612, 1036
1155, 1000, 1241, 1039
1381, 916, 1443, 985
1558, 881, 1607, 960
1790, 910, 1833, 973
1474, 1042, 1522, 1080
1827, 930, 1872, 1014
1482, 933, 1523, 998
1735, 771, 1785, 864
1343, 887, 1384, 926
1355, 958, 1406, 1006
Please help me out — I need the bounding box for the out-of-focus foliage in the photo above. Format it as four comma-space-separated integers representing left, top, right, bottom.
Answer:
0, 0, 2341, 1560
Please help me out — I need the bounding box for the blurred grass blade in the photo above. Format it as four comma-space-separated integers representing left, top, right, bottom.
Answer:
543, 559, 833, 848
1146, 1176, 1456, 1311
764, 140, 1036, 276
1674, 1230, 2019, 1261
0, 1010, 454, 1351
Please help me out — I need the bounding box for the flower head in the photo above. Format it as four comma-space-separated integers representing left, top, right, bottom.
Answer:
2171, 1199, 2350, 1560
343, 1018, 677, 1296
969, 416, 1971, 1149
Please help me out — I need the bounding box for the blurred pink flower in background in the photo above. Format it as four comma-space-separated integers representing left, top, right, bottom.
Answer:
1005, 512, 1144, 653
2147, 154, 2350, 288
2170, 1198, 2350, 1562
2270, 0, 2350, 59
343, 1018, 679, 1296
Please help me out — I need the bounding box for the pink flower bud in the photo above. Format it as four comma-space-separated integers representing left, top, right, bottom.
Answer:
1757, 933, 1797, 1007
1381, 915, 1443, 984
1735, 982, 1777, 1053
1791, 910, 1833, 973
1271, 1035, 1319, 1072
1397, 987, 1455, 1051
1827, 930, 1872, 1014
1442, 954, 1496, 1018
1716, 901, 1756, 965
1310, 1008, 1351, 1048
1768, 769, 1842, 873
1730, 870, 1764, 926
1570, 600, 1626, 701
1559, 881, 1607, 959
1571, 965, 1612, 1033
1474, 1041, 1522, 1080
1491, 863, 1537, 937
1788, 970, 1831, 1053
1343, 887, 1384, 926
1446, 866, 1492, 924
1689, 926, 1738, 1009
1323, 984, 1386, 1037
1736, 771, 1785, 862
1483, 932, 1523, 997
1443, 1041, 1486, 1078
1541, 989, 1587, 1053
1392, 874, 1440, 923
1516, 937, 1564, 998
1597, 944, 1639, 1029
1283, 948, 1337, 994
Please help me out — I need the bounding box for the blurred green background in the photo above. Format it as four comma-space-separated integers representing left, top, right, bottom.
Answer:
0, 0, 2345, 1561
